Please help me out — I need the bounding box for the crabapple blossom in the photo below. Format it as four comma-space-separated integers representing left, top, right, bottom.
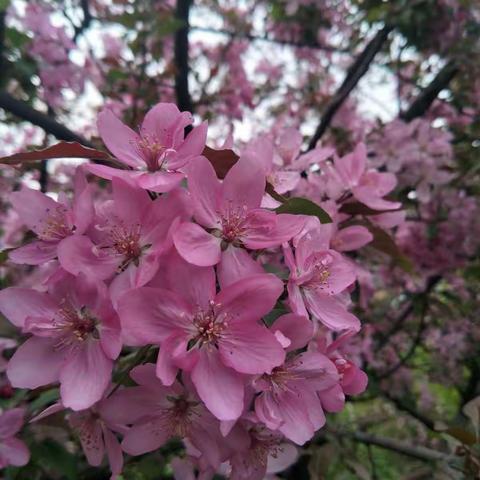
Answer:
0, 408, 29, 468
0, 274, 121, 410
86, 103, 207, 192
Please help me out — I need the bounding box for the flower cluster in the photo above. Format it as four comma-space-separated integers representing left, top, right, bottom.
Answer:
0, 103, 403, 478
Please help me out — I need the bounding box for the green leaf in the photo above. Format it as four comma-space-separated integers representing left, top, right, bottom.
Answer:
366, 224, 414, 273
0, 248, 12, 265
262, 263, 289, 279
275, 197, 332, 224
28, 388, 59, 414
31, 439, 78, 480
0, 0, 10, 11
5, 27, 29, 49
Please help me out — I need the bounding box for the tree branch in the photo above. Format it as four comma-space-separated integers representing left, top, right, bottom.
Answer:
174, 0, 193, 114
400, 61, 459, 122
307, 25, 393, 151
190, 26, 346, 52
383, 393, 436, 431
335, 430, 454, 463
376, 275, 441, 351
0, 91, 92, 146
72, 0, 93, 42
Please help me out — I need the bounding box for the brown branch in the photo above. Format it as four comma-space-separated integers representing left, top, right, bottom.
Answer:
335, 430, 454, 463
307, 25, 393, 151
376, 275, 441, 351
72, 0, 93, 42
0, 10, 5, 81
174, 0, 193, 114
190, 26, 346, 53
383, 393, 436, 431
400, 61, 459, 122
0, 91, 92, 146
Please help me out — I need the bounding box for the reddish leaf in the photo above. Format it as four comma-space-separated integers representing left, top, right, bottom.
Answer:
340, 201, 401, 216
202, 146, 238, 179
0, 141, 111, 165
444, 427, 477, 446
366, 223, 414, 273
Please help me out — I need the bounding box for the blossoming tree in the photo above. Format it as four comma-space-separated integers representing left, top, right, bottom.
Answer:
0, 0, 479, 479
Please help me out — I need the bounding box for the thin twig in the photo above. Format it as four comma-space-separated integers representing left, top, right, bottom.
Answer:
0, 91, 93, 146
333, 429, 454, 463
400, 61, 459, 122
174, 0, 193, 114
307, 25, 393, 150
190, 26, 346, 53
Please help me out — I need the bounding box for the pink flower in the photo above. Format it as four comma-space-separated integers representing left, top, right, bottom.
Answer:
314, 332, 368, 412
229, 422, 298, 480
253, 314, 339, 444
104, 363, 227, 469
9, 168, 94, 265
331, 225, 373, 252
33, 398, 125, 479
58, 178, 191, 285
284, 228, 360, 331
118, 256, 285, 421
68, 401, 125, 480
172, 155, 305, 286
335, 143, 401, 211
243, 136, 300, 199
0, 274, 121, 410
86, 103, 207, 193
0, 408, 29, 468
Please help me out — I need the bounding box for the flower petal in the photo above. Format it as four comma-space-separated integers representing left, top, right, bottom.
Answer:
173, 222, 221, 266
137, 171, 185, 193
97, 109, 144, 168
215, 274, 283, 324
191, 350, 244, 421
8, 241, 58, 265
333, 225, 373, 251
59, 340, 112, 411
186, 156, 222, 228
221, 154, 265, 211
176, 122, 208, 158
219, 322, 285, 374
121, 418, 171, 455
303, 292, 360, 332
0, 288, 57, 328
217, 245, 264, 289
57, 235, 118, 281
118, 287, 192, 346
0, 409, 25, 439
10, 188, 59, 235
7, 337, 63, 389
272, 314, 313, 352
0, 437, 30, 467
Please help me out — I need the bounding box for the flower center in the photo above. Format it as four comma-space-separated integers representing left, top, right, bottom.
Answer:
102, 220, 149, 271
191, 300, 228, 347
38, 206, 72, 241
131, 131, 169, 172
220, 205, 248, 243
261, 366, 298, 392
249, 429, 284, 467
52, 303, 98, 351
302, 253, 333, 291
